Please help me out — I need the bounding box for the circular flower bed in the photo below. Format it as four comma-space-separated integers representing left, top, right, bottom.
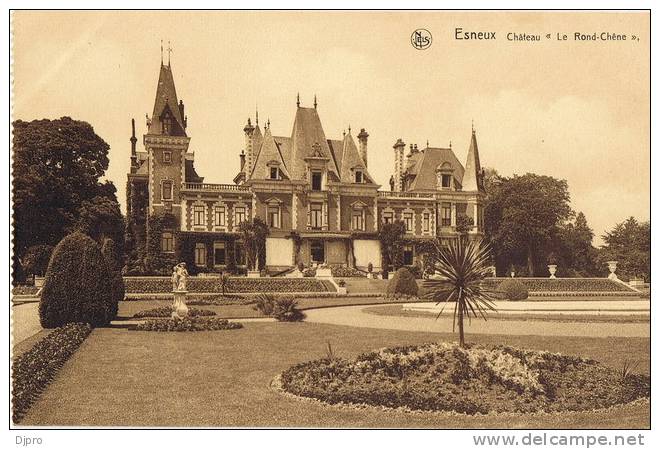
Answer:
132, 317, 243, 332
279, 343, 649, 415
132, 307, 216, 318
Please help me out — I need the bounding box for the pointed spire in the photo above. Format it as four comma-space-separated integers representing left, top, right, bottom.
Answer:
449, 139, 452, 149
160, 40, 163, 65
148, 57, 186, 136
314, 94, 317, 109
255, 105, 259, 125
426, 139, 429, 148
296, 92, 300, 108
348, 124, 351, 134
267, 118, 270, 129
462, 125, 484, 192
167, 40, 172, 66
471, 118, 475, 133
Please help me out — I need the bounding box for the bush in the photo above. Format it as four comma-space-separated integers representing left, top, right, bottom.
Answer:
132, 316, 243, 332
101, 238, 124, 319
253, 293, 276, 316
12, 323, 92, 423
330, 265, 366, 277
39, 232, 114, 328
133, 307, 216, 318
497, 279, 529, 301
386, 267, 419, 297
272, 297, 305, 322
123, 277, 330, 294
484, 277, 633, 293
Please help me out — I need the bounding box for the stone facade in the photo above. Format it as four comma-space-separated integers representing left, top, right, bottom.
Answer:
127, 60, 485, 274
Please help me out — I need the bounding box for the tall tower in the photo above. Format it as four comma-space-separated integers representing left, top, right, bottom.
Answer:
243, 118, 255, 178
393, 138, 405, 192
357, 128, 369, 166
144, 56, 191, 223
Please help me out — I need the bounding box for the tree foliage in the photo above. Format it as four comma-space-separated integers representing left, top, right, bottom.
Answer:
12, 117, 122, 283
378, 220, 406, 271
599, 217, 650, 281
484, 173, 572, 276
101, 238, 124, 318
238, 218, 269, 271
21, 244, 53, 278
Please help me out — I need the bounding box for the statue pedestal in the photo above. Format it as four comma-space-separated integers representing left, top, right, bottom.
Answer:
172, 290, 189, 319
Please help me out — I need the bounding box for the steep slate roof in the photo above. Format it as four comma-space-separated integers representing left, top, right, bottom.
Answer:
251, 128, 290, 180
407, 147, 465, 191
289, 107, 340, 180
462, 130, 484, 192
148, 64, 186, 136
251, 124, 264, 161
339, 133, 375, 183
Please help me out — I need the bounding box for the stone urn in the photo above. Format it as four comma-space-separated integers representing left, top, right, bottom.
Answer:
547, 264, 557, 279
171, 290, 189, 319
607, 261, 619, 280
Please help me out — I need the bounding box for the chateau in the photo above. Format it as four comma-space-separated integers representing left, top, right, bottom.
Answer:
125, 59, 485, 275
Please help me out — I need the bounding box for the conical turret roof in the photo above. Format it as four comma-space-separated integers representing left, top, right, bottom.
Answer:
462, 129, 483, 192
148, 63, 186, 136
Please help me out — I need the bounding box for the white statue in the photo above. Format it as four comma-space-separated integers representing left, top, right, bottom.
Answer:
171, 262, 189, 319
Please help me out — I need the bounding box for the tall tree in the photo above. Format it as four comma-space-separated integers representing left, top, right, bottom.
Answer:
599, 217, 650, 281
76, 194, 125, 264
378, 220, 407, 271
238, 218, 270, 271
554, 212, 598, 276
484, 173, 572, 275
12, 117, 121, 282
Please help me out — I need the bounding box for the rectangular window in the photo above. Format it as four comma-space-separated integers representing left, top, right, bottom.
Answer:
310, 203, 323, 229
270, 167, 279, 180
352, 209, 364, 231
268, 205, 280, 228
162, 181, 173, 201
161, 232, 174, 253
311, 171, 322, 191
163, 151, 172, 164
214, 242, 226, 266
214, 206, 226, 227
193, 204, 205, 226
194, 243, 206, 266
403, 245, 414, 266
382, 211, 394, 224
403, 212, 413, 233
355, 171, 363, 183
234, 206, 246, 227
441, 174, 452, 188
423, 213, 430, 233
442, 203, 452, 226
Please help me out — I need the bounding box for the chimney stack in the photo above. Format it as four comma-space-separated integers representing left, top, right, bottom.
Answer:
357, 128, 369, 167
130, 118, 138, 171
243, 118, 256, 178
393, 138, 406, 192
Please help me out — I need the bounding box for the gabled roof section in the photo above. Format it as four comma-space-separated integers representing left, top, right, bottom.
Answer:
289, 107, 339, 179
462, 129, 484, 192
408, 147, 465, 191
185, 159, 204, 183
251, 128, 290, 180
148, 63, 186, 136
339, 133, 374, 183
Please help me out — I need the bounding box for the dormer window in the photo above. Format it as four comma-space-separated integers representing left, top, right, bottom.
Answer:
441, 174, 452, 188
311, 171, 323, 191
355, 170, 363, 183
270, 167, 279, 180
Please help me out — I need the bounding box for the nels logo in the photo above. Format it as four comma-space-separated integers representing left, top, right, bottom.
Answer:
411, 29, 432, 50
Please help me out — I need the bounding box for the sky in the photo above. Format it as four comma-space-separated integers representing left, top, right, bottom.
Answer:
12, 11, 650, 245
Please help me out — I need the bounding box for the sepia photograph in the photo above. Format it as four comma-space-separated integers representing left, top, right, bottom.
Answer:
7, 6, 652, 439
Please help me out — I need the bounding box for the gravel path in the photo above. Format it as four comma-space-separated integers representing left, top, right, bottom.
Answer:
12, 303, 42, 345
304, 304, 650, 338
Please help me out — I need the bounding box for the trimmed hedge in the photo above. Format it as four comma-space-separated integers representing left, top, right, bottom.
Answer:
101, 238, 125, 318
40, 232, 115, 328
132, 317, 243, 332
386, 268, 419, 297
123, 277, 331, 294
497, 279, 529, 301
484, 277, 634, 293
12, 323, 92, 423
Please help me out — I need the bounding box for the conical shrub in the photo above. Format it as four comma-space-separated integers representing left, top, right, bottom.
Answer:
101, 238, 124, 321
39, 232, 113, 328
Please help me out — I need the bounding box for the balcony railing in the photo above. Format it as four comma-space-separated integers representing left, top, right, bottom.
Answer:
183, 182, 251, 192
377, 191, 435, 199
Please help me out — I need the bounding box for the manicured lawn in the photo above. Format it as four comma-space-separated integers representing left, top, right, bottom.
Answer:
364, 304, 651, 324
19, 321, 649, 428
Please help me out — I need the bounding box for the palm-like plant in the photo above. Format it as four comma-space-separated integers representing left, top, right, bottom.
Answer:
422, 237, 499, 347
